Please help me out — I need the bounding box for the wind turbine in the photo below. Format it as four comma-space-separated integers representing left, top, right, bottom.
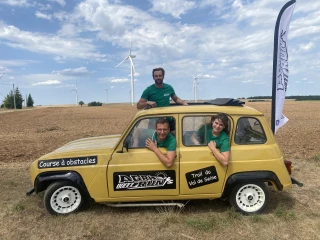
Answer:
70, 83, 78, 106
105, 88, 108, 104
116, 40, 136, 106
190, 73, 202, 102
128, 89, 131, 103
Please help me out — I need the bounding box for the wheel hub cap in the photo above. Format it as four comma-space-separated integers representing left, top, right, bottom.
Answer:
235, 184, 266, 213
50, 186, 82, 214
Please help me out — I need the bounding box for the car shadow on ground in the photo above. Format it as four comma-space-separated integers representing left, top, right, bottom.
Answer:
264, 187, 296, 213
87, 198, 231, 216
85, 186, 297, 216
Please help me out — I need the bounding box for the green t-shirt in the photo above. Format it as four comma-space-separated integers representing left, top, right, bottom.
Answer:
207, 130, 230, 152
141, 83, 175, 107
155, 132, 176, 151
197, 125, 230, 152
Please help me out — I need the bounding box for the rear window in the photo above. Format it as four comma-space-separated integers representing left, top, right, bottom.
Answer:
234, 117, 267, 144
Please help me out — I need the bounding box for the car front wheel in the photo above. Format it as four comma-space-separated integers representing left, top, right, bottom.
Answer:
44, 181, 86, 215
229, 182, 269, 214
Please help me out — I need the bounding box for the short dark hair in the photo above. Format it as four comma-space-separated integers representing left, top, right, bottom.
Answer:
156, 118, 169, 128
211, 113, 229, 135
152, 67, 165, 78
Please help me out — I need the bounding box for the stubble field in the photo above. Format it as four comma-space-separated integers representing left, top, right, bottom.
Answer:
0, 101, 319, 240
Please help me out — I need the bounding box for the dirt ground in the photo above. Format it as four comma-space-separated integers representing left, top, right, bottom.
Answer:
0, 101, 319, 163
0, 101, 319, 240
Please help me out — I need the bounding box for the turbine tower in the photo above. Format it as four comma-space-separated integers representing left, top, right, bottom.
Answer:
116, 40, 136, 105
105, 88, 108, 104
71, 84, 78, 106
190, 73, 202, 102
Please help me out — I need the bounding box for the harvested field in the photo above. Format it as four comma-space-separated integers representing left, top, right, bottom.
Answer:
0, 101, 319, 240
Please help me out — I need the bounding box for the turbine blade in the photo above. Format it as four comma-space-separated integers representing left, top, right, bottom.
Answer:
190, 73, 196, 78
116, 56, 129, 67
129, 56, 135, 74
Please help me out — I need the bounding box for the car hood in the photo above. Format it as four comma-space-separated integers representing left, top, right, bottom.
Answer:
38, 135, 121, 160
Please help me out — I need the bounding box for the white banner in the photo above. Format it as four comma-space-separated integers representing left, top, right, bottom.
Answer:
272, 0, 296, 134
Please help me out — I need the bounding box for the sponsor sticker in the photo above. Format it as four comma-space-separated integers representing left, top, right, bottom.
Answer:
113, 170, 176, 191
38, 156, 97, 169
185, 166, 219, 189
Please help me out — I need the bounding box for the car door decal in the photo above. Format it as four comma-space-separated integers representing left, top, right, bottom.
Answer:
38, 156, 98, 169
185, 166, 219, 189
113, 170, 176, 191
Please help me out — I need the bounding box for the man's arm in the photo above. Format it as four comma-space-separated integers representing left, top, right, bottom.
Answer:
145, 138, 175, 167
137, 98, 156, 109
171, 94, 188, 106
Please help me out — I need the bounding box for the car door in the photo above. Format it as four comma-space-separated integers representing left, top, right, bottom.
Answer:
107, 115, 180, 198
179, 114, 230, 196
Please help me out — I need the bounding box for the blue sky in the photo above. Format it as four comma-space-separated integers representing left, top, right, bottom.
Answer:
0, 0, 319, 106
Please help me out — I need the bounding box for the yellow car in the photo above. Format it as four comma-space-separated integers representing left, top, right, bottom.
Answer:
26, 98, 302, 215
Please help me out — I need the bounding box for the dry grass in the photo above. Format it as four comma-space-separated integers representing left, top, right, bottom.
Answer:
0, 102, 319, 240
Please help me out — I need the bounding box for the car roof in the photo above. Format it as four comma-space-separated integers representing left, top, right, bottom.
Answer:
135, 103, 264, 118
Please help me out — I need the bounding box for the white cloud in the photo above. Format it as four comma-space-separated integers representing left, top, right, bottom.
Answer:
149, 0, 196, 18
0, 59, 38, 67
98, 77, 130, 83
0, 22, 106, 61
58, 23, 79, 37
202, 74, 216, 79
127, 72, 140, 77
0, 66, 11, 73
49, 0, 66, 7
299, 42, 314, 51
0, 0, 30, 7
35, 11, 52, 20
38, 3, 52, 11
32, 80, 61, 86
52, 67, 93, 76
110, 78, 129, 83
295, 78, 314, 84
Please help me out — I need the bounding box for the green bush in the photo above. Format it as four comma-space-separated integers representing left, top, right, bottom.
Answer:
88, 101, 103, 106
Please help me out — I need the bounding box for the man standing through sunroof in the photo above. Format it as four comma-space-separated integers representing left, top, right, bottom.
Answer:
137, 67, 188, 109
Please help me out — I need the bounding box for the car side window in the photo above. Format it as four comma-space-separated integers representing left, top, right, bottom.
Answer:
182, 116, 212, 146
126, 118, 157, 148
125, 116, 176, 148
235, 117, 267, 144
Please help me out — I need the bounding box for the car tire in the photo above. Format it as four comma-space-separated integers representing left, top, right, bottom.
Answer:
228, 182, 269, 214
44, 180, 87, 215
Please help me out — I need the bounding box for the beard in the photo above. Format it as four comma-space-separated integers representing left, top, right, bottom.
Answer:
155, 79, 163, 85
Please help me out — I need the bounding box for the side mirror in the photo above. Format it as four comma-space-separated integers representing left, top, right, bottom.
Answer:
124, 138, 130, 152
116, 137, 131, 153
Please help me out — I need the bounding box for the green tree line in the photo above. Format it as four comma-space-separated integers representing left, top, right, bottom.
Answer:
1, 88, 34, 109
246, 95, 320, 100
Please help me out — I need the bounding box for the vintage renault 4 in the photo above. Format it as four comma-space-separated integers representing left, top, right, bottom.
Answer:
26, 98, 302, 215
